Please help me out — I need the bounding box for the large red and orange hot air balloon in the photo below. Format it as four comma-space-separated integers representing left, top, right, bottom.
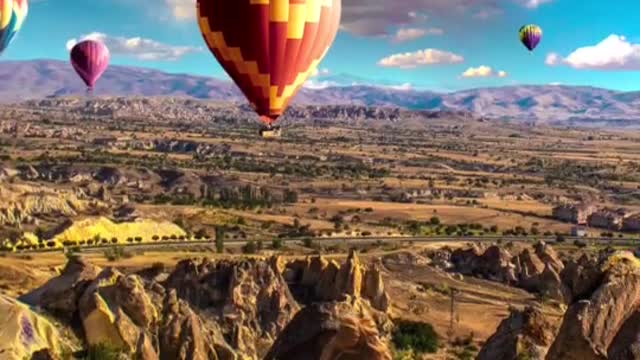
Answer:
197, 0, 341, 129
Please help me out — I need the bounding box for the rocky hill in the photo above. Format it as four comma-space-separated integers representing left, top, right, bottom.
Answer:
2, 96, 476, 126
11, 251, 392, 360
3, 59, 640, 127
476, 249, 640, 360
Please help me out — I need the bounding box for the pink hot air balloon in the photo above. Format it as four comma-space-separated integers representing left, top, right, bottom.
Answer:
70, 39, 110, 93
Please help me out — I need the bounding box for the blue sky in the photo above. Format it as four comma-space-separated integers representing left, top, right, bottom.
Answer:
4, 0, 640, 92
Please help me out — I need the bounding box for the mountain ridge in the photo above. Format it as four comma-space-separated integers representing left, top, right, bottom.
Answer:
2, 59, 640, 127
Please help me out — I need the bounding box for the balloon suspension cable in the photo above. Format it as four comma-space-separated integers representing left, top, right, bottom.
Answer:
86, 87, 94, 97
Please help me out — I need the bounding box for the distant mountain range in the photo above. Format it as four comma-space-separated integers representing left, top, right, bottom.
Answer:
2, 59, 640, 127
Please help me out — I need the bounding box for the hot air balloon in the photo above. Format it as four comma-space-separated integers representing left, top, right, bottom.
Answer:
70, 40, 110, 94
519, 24, 542, 52
196, 0, 342, 134
0, 0, 28, 56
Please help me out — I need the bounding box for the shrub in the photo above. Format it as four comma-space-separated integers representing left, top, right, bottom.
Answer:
303, 238, 314, 248
86, 343, 127, 360
242, 240, 257, 254
392, 321, 439, 355
272, 238, 283, 250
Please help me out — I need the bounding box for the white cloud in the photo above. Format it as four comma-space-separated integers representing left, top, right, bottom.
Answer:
385, 83, 413, 91
545, 52, 561, 66
166, 0, 194, 20
392, 27, 443, 43
545, 35, 640, 70
310, 68, 331, 78
522, 0, 553, 8
66, 32, 202, 61
378, 49, 464, 69
460, 65, 509, 78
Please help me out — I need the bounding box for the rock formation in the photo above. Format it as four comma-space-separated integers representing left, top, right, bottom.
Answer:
12, 253, 393, 360
477, 306, 559, 360
285, 251, 390, 313
450, 242, 573, 303
263, 299, 392, 360
164, 257, 299, 358
478, 250, 640, 360
20, 257, 102, 320
547, 252, 640, 360
0, 295, 63, 360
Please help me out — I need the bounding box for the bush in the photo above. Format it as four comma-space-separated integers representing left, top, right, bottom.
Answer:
303, 238, 314, 248
392, 321, 439, 355
215, 227, 225, 253
86, 343, 127, 360
103, 247, 133, 262
272, 238, 283, 250
242, 240, 257, 254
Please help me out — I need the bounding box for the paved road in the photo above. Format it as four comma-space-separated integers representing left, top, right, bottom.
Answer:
15, 235, 639, 254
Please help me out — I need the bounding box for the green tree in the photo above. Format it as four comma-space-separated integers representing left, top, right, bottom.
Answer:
215, 227, 225, 254
392, 321, 439, 355
242, 240, 257, 254
272, 238, 283, 250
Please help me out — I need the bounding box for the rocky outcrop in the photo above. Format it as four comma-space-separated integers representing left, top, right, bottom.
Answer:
78, 268, 158, 354
479, 250, 640, 360
0, 295, 64, 360
264, 300, 392, 360
20, 257, 102, 320
547, 252, 640, 360
15, 255, 393, 360
285, 251, 390, 313
451, 245, 516, 284
560, 254, 602, 302
160, 290, 234, 360
450, 242, 574, 303
477, 306, 559, 360
164, 257, 299, 358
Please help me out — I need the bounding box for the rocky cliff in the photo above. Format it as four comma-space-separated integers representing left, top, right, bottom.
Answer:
479, 250, 640, 360
13, 252, 392, 360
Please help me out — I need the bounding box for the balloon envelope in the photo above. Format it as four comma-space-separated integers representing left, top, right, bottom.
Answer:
197, 0, 342, 126
0, 0, 28, 55
519, 24, 542, 52
70, 40, 110, 90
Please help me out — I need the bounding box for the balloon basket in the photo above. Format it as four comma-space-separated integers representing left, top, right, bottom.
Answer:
259, 126, 282, 139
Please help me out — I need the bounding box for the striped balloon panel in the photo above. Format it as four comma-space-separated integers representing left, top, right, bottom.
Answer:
197, 0, 341, 125
70, 40, 110, 89
519, 24, 542, 51
0, 0, 28, 55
